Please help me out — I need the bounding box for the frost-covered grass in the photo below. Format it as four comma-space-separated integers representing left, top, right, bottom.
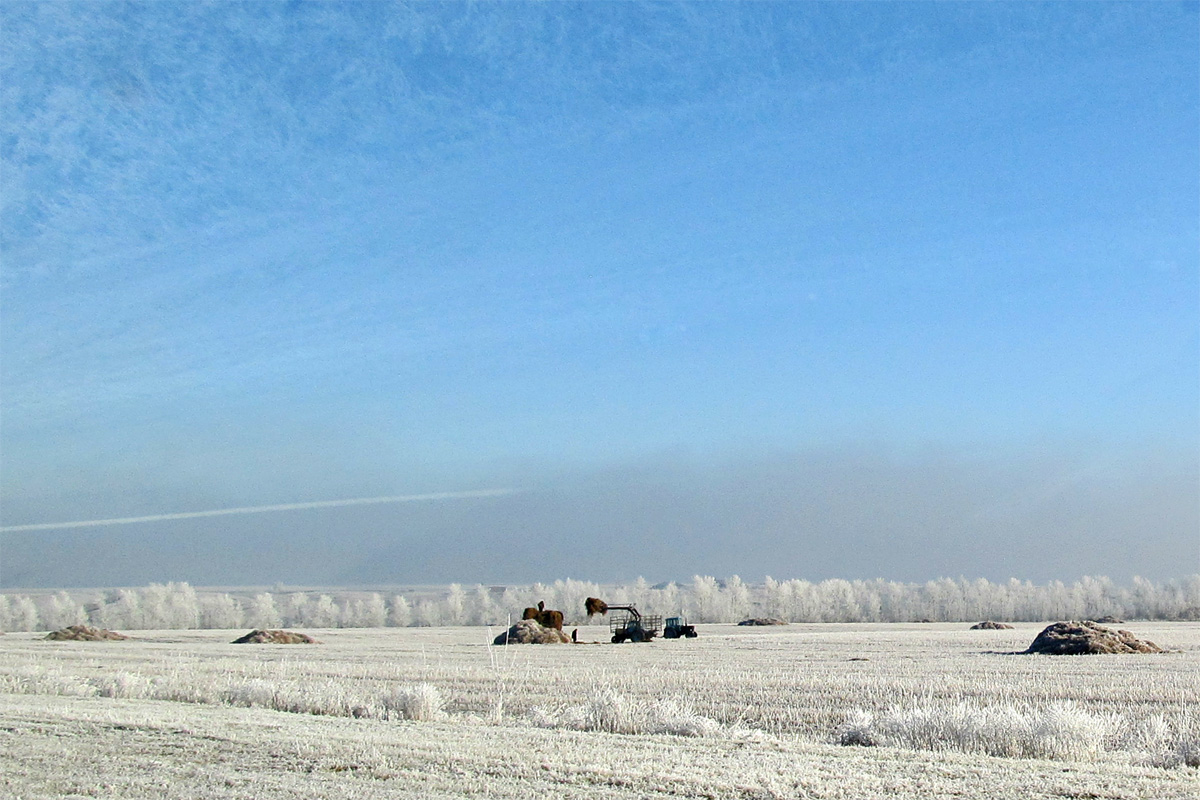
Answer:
530, 688, 726, 737
0, 623, 1196, 798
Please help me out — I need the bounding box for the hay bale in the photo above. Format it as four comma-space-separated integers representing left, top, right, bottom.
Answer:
737, 618, 788, 626
45, 624, 128, 641
970, 621, 1014, 630
1024, 621, 1163, 655
585, 597, 608, 617
231, 629, 320, 644
1092, 615, 1125, 624
493, 619, 571, 645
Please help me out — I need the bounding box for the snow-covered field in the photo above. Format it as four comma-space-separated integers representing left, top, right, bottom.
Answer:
1, 622, 1197, 798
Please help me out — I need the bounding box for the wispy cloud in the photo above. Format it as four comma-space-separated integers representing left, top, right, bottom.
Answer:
0, 489, 516, 533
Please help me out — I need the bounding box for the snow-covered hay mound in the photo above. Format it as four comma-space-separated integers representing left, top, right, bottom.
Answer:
45, 624, 128, 641
738, 618, 788, 626
1024, 621, 1162, 655
971, 621, 1014, 630
493, 619, 571, 645
231, 629, 320, 644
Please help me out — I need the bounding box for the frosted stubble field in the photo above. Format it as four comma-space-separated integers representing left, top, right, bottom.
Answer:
1, 622, 1197, 799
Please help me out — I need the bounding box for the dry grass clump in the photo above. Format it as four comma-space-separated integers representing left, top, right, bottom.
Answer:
1024, 621, 1162, 655
492, 619, 570, 645
971, 621, 1014, 630
738, 618, 788, 626
231, 629, 320, 644
45, 625, 128, 641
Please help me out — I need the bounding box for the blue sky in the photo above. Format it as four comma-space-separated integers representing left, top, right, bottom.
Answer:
2, 2, 1197, 587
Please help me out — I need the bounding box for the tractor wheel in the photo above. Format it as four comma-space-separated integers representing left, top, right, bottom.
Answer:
611, 634, 623, 644
684, 629, 698, 638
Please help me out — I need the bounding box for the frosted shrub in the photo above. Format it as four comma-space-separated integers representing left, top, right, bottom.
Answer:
531, 689, 724, 737
1025, 703, 1112, 760
0, 665, 95, 698
1171, 737, 1200, 769
91, 672, 155, 699
837, 709, 878, 747
381, 683, 445, 722
222, 677, 372, 718
837, 702, 1112, 761
649, 699, 724, 737
1147, 715, 1200, 769
585, 687, 634, 733
222, 678, 285, 711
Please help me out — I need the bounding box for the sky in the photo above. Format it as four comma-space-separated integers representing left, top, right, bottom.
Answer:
1, 1, 1197, 589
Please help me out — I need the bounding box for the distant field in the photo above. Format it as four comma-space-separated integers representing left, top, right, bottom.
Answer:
1, 622, 1197, 799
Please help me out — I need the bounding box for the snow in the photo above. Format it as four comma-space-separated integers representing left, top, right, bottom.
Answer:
1, 623, 1197, 798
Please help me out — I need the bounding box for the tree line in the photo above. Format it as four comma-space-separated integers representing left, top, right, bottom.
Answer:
1, 574, 1197, 632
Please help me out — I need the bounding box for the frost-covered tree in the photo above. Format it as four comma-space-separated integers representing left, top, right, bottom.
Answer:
41, 591, 86, 630
106, 589, 145, 629
688, 575, 723, 622
162, 582, 201, 628
387, 594, 412, 627
199, 593, 244, 629
443, 584, 466, 626
0, 595, 40, 631
360, 593, 388, 627
306, 595, 338, 628
248, 593, 282, 628
724, 575, 751, 621
343, 594, 386, 628
465, 584, 501, 626
414, 600, 443, 627
282, 593, 308, 627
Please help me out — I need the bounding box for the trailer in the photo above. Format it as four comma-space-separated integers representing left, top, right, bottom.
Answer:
606, 605, 662, 643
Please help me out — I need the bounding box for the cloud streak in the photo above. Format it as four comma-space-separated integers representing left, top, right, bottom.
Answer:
0, 489, 516, 533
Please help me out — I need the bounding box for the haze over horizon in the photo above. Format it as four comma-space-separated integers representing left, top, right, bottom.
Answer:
2, 2, 1197, 589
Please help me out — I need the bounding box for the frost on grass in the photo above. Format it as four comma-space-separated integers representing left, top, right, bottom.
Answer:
381, 683, 445, 721
837, 702, 1200, 767
0, 663, 445, 724
222, 678, 445, 721
530, 688, 723, 737
1127, 714, 1200, 769
837, 702, 1111, 760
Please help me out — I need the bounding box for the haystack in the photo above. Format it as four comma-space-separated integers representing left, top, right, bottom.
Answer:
231, 629, 320, 644
1024, 621, 1162, 655
45, 624, 128, 641
493, 619, 571, 645
738, 618, 788, 626
970, 621, 1014, 630
585, 597, 608, 617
